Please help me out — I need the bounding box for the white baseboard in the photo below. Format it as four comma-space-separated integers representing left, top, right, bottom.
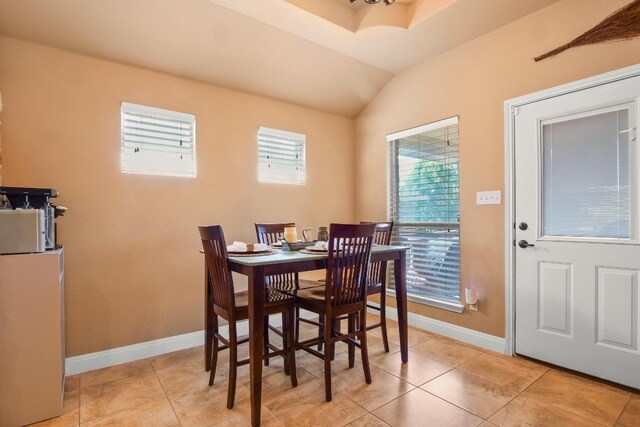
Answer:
66, 318, 260, 375
65, 311, 312, 375
368, 303, 506, 354
65, 330, 206, 375
67, 307, 505, 375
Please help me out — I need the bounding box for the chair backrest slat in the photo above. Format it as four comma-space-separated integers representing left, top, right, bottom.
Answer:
360, 221, 394, 287
326, 223, 376, 307
199, 225, 235, 313
255, 222, 298, 290
255, 222, 295, 245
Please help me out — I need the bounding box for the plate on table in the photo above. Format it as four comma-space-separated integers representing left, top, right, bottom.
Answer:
305, 246, 328, 253
228, 249, 271, 255
270, 241, 283, 248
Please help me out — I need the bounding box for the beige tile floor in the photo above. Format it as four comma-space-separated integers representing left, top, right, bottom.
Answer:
31, 315, 640, 427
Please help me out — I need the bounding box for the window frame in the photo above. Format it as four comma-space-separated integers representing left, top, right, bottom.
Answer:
120, 102, 196, 178
386, 116, 464, 313
257, 126, 306, 185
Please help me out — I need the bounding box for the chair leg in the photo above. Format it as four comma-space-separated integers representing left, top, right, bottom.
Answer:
282, 312, 290, 375
227, 322, 238, 409
330, 318, 338, 361
295, 307, 301, 344
318, 314, 325, 351
359, 310, 372, 384
348, 313, 355, 369
287, 307, 298, 387
323, 315, 333, 402
208, 314, 219, 386
379, 288, 390, 353
263, 316, 270, 367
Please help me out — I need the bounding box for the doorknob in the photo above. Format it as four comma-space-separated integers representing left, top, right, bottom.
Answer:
518, 240, 535, 249
518, 222, 528, 230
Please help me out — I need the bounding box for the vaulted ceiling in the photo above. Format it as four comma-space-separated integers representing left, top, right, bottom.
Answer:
0, 0, 559, 117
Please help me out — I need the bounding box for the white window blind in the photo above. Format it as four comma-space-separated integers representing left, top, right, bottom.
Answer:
388, 117, 461, 306
258, 127, 306, 185
542, 107, 633, 239
121, 102, 196, 177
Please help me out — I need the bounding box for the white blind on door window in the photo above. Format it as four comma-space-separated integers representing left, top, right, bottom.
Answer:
388, 117, 460, 304
121, 102, 196, 177
258, 127, 306, 185
542, 107, 633, 239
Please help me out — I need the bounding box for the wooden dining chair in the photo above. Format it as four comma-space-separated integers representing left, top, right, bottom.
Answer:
199, 225, 297, 409
255, 223, 325, 295
255, 222, 325, 358
294, 223, 376, 402
360, 221, 394, 352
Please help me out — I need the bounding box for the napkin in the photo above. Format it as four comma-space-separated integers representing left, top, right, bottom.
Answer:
227, 241, 268, 253
312, 241, 328, 250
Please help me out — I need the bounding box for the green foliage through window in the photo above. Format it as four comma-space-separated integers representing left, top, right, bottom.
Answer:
398, 157, 459, 224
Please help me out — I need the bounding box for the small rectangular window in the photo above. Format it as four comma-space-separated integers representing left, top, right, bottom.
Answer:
258, 127, 306, 185
121, 102, 196, 178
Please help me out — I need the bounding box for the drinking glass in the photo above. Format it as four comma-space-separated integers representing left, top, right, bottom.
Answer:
302, 228, 313, 242
317, 226, 328, 242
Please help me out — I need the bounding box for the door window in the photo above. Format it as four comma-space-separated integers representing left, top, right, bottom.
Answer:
541, 106, 636, 240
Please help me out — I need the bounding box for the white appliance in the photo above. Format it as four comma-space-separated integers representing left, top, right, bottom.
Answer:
0, 210, 46, 255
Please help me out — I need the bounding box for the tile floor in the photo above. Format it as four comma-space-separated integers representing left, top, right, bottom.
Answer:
32, 315, 640, 427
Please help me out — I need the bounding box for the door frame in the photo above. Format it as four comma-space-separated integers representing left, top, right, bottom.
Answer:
503, 63, 640, 356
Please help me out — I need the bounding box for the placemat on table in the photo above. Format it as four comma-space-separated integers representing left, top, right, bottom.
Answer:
299, 249, 328, 255
228, 250, 277, 257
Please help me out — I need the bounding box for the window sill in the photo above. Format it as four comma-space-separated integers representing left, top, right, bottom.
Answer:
387, 289, 465, 314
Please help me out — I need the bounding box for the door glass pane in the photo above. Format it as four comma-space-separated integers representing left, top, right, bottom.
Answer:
542, 108, 631, 239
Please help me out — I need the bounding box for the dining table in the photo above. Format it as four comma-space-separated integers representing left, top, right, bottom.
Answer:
203, 244, 410, 427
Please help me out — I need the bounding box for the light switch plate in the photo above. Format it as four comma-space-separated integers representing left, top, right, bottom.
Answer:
476, 190, 501, 205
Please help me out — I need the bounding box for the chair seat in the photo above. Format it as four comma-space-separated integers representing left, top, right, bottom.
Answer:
268, 278, 325, 295
294, 286, 372, 304
293, 286, 327, 303
234, 289, 293, 307
299, 278, 326, 289
367, 283, 383, 295
230, 289, 294, 321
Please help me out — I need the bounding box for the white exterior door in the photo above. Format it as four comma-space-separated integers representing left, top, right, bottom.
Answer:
514, 75, 640, 388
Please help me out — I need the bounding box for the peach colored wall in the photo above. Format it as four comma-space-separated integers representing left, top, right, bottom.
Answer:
356, 0, 640, 338
0, 37, 356, 356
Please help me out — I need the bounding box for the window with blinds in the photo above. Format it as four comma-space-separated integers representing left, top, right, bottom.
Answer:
121, 102, 196, 177
388, 117, 461, 308
258, 127, 306, 185
542, 107, 632, 239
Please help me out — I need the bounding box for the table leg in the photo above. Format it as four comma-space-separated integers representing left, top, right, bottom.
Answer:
249, 266, 265, 427
394, 252, 409, 363
205, 263, 213, 371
